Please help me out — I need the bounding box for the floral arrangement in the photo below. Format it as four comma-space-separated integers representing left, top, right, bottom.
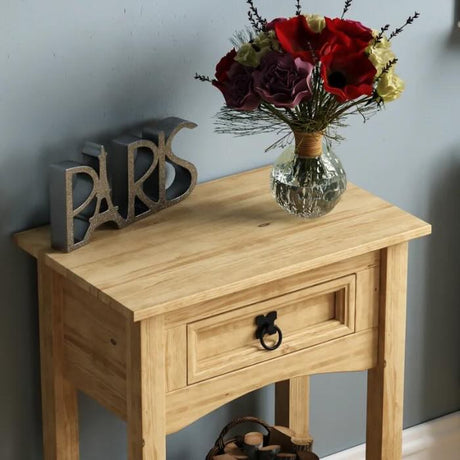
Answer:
196, 0, 419, 150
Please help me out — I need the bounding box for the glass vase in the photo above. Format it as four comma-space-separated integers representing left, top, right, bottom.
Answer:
270, 132, 347, 219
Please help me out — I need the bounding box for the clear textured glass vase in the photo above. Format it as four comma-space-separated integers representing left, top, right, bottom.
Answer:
270, 133, 347, 219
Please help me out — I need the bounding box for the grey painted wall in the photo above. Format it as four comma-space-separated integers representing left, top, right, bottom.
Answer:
1, 1, 459, 459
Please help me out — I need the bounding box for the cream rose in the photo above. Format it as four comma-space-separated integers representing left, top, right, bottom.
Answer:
305, 14, 326, 33
367, 32, 396, 77
377, 68, 405, 102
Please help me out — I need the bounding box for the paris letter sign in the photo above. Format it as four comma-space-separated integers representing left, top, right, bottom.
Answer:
49, 117, 197, 252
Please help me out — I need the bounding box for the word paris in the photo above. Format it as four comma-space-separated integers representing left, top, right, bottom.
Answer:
50, 117, 197, 252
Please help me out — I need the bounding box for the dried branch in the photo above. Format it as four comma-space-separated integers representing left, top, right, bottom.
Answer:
389, 12, 420, 40
341, 0, 353, 19
248, 10, 262, 32
374, 24, 390, 44
246, 0, 267, 31
194, 73, 212, 82
295, 0, 302, 16
375, 58, 399, 82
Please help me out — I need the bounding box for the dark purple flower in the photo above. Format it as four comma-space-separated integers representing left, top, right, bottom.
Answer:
212, 49, 260, 111
253, 51, 314, 108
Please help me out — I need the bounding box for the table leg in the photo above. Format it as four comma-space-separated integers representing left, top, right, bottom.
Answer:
38, 258, 79, 460
275, 376, 310, 436
127, 316, 166, 460
366, 243, 409, 460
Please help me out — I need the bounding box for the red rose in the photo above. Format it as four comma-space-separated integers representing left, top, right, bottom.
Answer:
321, 46, 376, 102
212, 49, 260, 110
266, 17, 287, 31
274, 15, 328, 62
215, 49, 237, 82
323, 18, 373, 53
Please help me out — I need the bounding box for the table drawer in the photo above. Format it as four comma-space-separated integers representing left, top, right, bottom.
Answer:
187, 275, 356, 384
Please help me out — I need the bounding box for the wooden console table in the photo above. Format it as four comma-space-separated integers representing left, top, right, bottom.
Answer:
15, 167, 431, 460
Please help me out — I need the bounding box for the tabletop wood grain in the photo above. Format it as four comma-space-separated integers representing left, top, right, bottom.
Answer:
15, 167, 431, 321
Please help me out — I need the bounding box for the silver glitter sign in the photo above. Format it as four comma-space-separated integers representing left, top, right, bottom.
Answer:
49, 117, 197, 252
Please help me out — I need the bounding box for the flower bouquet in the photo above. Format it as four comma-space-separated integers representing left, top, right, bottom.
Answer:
196, 0, 418, 218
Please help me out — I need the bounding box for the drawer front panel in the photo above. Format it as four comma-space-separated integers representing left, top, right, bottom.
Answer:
188, 275, 356, 384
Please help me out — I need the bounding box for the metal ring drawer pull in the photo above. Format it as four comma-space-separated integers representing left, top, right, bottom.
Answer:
255, 311, 283, 351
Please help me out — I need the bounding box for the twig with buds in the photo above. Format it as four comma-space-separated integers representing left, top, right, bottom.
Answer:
375, 58, 399, 82
194, 73, 212, 83
246, 0, 267, 32
341, 0, 353, 19
389, 12, 420, 40
295, 1, 302, 16
374, 24, 390, 44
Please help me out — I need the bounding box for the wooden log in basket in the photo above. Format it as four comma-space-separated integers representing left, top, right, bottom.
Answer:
244, 431, 264, 448
258, 445, 281, 460
224, 442, 240, 452
296, 452, 320, 460
224, 441, 248, 459
243, 431, 264, 459
291, 436, 314, 452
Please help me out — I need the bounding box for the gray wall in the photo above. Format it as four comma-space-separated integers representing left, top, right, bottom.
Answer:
1, 1, 459, 458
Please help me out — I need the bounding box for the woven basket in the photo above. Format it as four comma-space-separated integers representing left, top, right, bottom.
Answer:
206, 416, 272, 459
205, 416, 317, 459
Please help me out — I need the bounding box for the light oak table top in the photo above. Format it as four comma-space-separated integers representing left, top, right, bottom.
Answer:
15, 166, 431, 322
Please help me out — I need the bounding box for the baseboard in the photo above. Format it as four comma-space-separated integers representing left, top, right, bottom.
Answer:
322, 411, 460, 459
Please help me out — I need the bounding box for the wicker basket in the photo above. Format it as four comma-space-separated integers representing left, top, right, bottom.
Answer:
205, 416, 318, 460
